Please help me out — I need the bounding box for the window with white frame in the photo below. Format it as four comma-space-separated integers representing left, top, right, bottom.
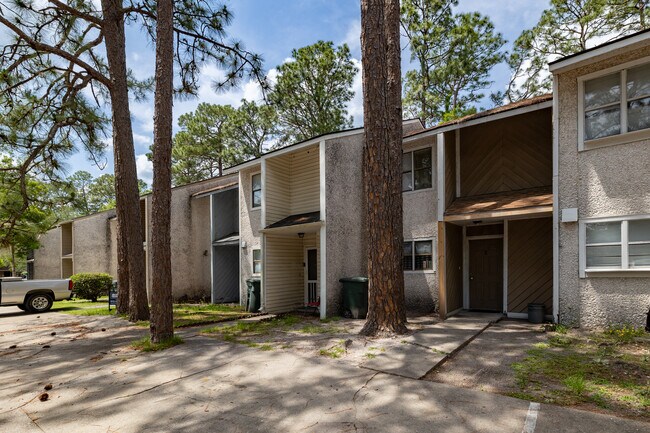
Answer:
402, 148, 432, 192
584, 218, 650, 271
252, 249, 262, 274
582, 61, 650, 142
403, 240, 433, 271
251, 173, 261, 208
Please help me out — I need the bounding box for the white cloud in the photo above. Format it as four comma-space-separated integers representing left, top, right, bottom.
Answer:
347, 58, 364, 127
136, 154, 153, 185
342, 19, 361, 54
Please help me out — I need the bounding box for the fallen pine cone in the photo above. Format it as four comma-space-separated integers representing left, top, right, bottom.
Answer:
50, 332, 56, 336
44, 384, 52, 391
42, 345, 51, 349
39, 393, 49, 402
9, 345, 17, 349
101, 328, 106, 332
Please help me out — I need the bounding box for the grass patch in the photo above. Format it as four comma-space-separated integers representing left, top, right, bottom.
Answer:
320, 342, 345, 359
52, 298, 113, 315
511, 326, 649, 419
131, 335, 184, 352
171, 303, 250, 328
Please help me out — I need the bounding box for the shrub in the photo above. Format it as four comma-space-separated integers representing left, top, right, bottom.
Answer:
70, 273, 113, 302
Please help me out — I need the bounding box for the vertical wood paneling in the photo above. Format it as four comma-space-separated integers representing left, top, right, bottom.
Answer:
289, 148, 320, 215
265, 158, 291, 224
508, 217, 553, 313
459, 108, 552, 197
445, 223, 463, 312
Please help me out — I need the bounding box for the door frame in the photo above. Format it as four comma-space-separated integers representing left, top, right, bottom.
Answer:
304, 247, 318, 305
462, 221, 508, 312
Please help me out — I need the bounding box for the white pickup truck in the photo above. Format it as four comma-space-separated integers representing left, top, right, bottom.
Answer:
0, 277, 74, 313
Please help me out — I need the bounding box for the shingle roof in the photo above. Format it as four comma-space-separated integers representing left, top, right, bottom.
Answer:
445, 186, 553, 216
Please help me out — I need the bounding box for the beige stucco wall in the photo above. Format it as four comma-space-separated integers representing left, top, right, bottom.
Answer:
324, 132, 367, 315
402, 136, 438, 313
557, 44, 650, 328
72, 210, 115, 276
239, 166, 262, 306
33, 228, 61, 279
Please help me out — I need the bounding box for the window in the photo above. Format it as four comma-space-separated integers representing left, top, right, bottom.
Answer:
251, 173, 261, 208
582, 61, 650, 143
583, 217, 650, 272
252, 249, 262, 274
402, 148, 432, 192
403, 240, 433, 271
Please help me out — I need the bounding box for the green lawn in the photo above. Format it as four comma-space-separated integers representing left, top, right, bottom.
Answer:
52, 299, 252, 327
510, 325, 649, 419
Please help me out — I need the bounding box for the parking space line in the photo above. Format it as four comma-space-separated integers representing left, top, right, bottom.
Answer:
522, 402, 540, 433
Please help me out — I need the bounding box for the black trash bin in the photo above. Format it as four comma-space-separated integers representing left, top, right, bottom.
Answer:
246, 278, 261, 313
528, 303, 545, 324
340, 277, 368, 319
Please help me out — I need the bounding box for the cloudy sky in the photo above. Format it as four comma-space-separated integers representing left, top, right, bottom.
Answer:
67, 0, 549, 184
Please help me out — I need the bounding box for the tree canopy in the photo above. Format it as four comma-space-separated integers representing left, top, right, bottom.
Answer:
270, 41, 358, 144
503, 0, 650, 102
401, 0, 505, 125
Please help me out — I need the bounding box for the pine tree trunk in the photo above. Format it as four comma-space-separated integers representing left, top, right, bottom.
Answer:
360, 0, 408, 336
101, 0, 149, 321
149, 0, 174, 343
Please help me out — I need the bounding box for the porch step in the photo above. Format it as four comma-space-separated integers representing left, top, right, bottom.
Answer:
360, 313, 502, 379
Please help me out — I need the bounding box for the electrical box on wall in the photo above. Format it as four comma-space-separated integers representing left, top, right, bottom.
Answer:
561, 208, 578, 223
241, 241, 247, 249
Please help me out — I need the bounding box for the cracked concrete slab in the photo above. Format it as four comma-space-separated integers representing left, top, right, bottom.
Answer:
361, 342, 445, 379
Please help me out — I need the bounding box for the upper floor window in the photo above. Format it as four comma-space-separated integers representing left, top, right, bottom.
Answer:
402, 148, 432, 192
582, 217, 650, 273
252, 249, 262, 274
251, 173, 261, 208
582, 61, 650, 144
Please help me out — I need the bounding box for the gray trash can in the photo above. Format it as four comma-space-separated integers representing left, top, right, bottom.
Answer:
246, 278, 261, 312
528, 303, 545, 324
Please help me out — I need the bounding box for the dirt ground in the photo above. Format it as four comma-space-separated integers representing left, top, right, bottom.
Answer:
423, 320, 546, 392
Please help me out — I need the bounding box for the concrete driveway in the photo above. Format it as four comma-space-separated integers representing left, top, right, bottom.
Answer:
0, 307, 647, 432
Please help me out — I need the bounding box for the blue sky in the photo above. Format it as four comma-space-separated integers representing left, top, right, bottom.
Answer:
68, 0, 549, 184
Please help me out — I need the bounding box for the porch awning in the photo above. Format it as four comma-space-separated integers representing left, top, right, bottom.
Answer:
191, 182, 238, 199
261, 211, 322, 234
213, 232, 239, 246
444, 186, 552, 222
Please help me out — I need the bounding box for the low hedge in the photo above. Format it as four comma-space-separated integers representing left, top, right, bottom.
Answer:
70, 273, 113, 302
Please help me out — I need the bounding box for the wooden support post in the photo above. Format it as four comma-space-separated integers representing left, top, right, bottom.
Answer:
438, 221, 447, 320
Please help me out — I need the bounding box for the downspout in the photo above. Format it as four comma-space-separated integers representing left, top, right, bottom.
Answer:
552, 75, 560, 324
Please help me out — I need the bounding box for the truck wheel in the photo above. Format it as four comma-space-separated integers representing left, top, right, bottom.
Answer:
16, 304, 26, 311
25, 294, 53, 313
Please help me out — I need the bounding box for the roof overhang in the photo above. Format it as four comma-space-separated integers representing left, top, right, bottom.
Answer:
549, 30, 650, 74
403, 99, 552, 144
192, 182, 238, 199
260, 221, 323, 235
444, 187, 553, 223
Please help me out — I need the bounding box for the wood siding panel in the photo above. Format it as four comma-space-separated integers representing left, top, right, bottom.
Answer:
264, 234, 305, 313
445, 222, 463, 312
459, 108, 552, 197
507, 217, 553, 313
289, 148, 320, 215
444, 131, 456, 208
265, 158, 290, 225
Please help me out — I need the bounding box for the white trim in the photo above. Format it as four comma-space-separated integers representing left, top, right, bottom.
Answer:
549, 32, 650, 73
258, 162, 265, 227
209, 193, 215, 303
260, 234, 266, 312
455, 129, 461, 197
503, 220, 509, 314
238, 176, 243, 307
319, 140, 327, 319
578, 56, 650, 151
250, 170, 262, 211
304, 247, 318, 305
579, 214, 650, 276
552, 74, 560, 322
465, 234, 503, 240
222, 130, 363, 174
402, 146, 433, 193
403, 100, 553, 144
436, 133, 445, 221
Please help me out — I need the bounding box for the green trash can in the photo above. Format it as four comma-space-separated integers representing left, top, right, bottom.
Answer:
246, 278, 261, 313
340, 277, 368, 319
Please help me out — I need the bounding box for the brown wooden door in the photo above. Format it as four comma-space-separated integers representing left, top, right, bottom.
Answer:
469, 238, 503, 311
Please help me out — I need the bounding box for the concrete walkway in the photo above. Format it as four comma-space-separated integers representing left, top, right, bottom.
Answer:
361, 312, 502, 379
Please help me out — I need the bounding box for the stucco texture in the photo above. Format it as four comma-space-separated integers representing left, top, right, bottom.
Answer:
402, 136, 438, 313
557, 45, 650, 328
325, 133, 367, 316
239, 166, 262, 307
33, 228, 61, 279
72, 210, 116, 276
